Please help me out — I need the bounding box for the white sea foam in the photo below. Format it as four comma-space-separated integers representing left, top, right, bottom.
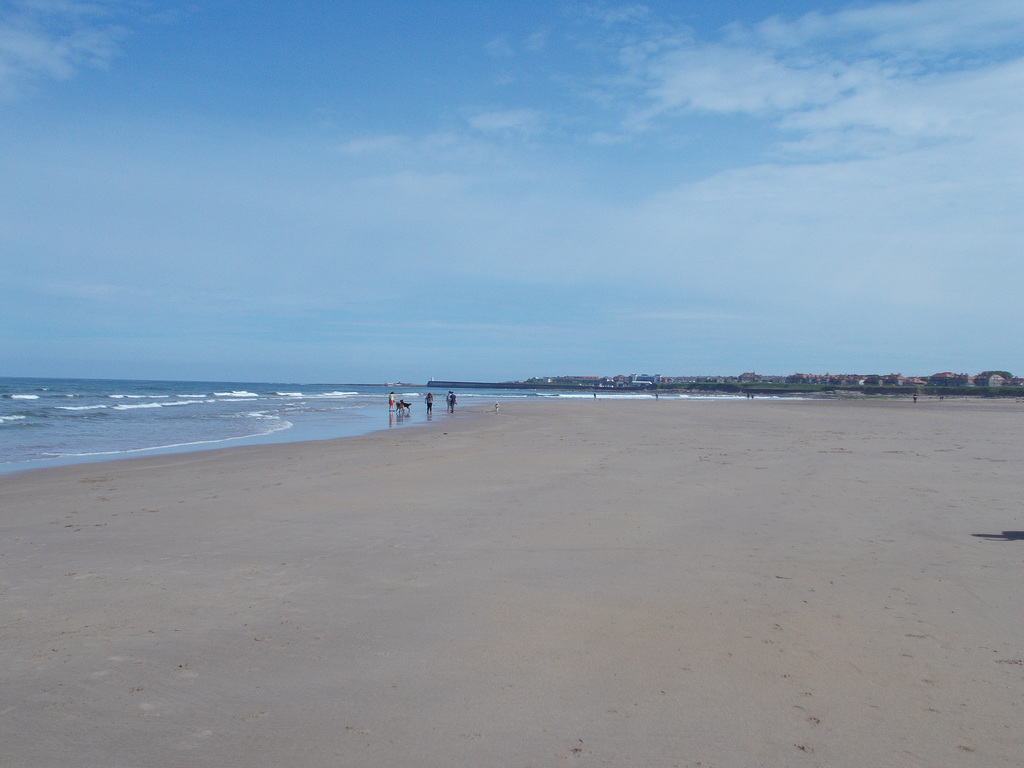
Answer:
112, 402, 163, 410
542, 392, 656, 399
10, 394, 39, 400
540, 391, 750, 400
52, 419, 295, 458
58, 405, 109, 411
214, 391, 260, 399
0, 415, 27, 423
457, 393, 531, 399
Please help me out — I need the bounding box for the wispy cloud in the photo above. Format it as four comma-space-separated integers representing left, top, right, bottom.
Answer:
336, 134, 411, 156
44, 279, 136, 302
525, 27, 550, 53
751, 0, 1024, 57
485, 35, 514, 58
615, 0, 1024, 160
576, 3, 654, 29
0, 0, 130, 100
467, 108, 545, 137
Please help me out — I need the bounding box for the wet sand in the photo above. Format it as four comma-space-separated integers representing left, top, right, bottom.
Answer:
2, 398, 1023, 767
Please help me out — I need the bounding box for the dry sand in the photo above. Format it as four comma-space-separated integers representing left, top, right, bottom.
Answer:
2, 398, 1023, 767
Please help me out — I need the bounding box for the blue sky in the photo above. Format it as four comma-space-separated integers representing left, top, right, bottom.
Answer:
2, 0, 1023, 383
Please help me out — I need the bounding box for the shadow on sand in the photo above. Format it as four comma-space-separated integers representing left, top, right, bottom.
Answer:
972, 531, 1024, 541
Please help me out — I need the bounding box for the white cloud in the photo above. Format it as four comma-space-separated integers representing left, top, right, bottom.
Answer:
485, 35, 514, 58
765, 0, 1024, 56
643, 45, 849, 116
43, 279, 133, 301
579, 3, 653, 28
336, 134, 410, 156
775, 57, 1024, 157
618, 0, 1024, 165
0, 0, 129, 99
525, 27, 550, 52
467, 108, 545, 136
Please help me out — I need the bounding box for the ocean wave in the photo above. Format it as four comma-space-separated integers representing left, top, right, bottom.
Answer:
214, 391, 260, 399
9, 394, 40, 400
677, 393, 748, 400
540, 392, 661, 399
112, 402, 163, 410
57, 405, 109, 411
0, 415, 28, 423
244, 411, 281, 420
270, 390, 361, 400
453, 393, 532, 399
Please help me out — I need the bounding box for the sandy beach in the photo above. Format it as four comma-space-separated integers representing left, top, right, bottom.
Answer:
2, 398, 1023, 767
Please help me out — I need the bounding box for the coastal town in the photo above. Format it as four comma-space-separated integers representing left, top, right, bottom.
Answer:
526, 370, 1021, 388
426, 370, 1023, 395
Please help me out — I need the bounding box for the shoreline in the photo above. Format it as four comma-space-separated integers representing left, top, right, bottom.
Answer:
0, 399, 469, 477
4, 390, 1016, 477
3, 398, 1023, 766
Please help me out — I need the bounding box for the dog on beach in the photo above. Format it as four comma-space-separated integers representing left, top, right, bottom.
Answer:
395, 400, 411, 414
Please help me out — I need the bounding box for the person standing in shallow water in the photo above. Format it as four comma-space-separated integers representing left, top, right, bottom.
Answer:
425, 392, 433, 414
447, 391, 456, 412
388, 391, 395, 411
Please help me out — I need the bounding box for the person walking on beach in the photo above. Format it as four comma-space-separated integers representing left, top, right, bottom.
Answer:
425, 392, 433, 414
447, 391, 456, 412
388, 391, 395, 411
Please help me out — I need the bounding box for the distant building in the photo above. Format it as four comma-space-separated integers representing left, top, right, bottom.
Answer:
974, 373, 1006, 387
787, 373, 817, 384
929, 372, 970, 387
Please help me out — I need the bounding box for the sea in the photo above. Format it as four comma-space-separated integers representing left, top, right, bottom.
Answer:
0, 377, 734, 474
